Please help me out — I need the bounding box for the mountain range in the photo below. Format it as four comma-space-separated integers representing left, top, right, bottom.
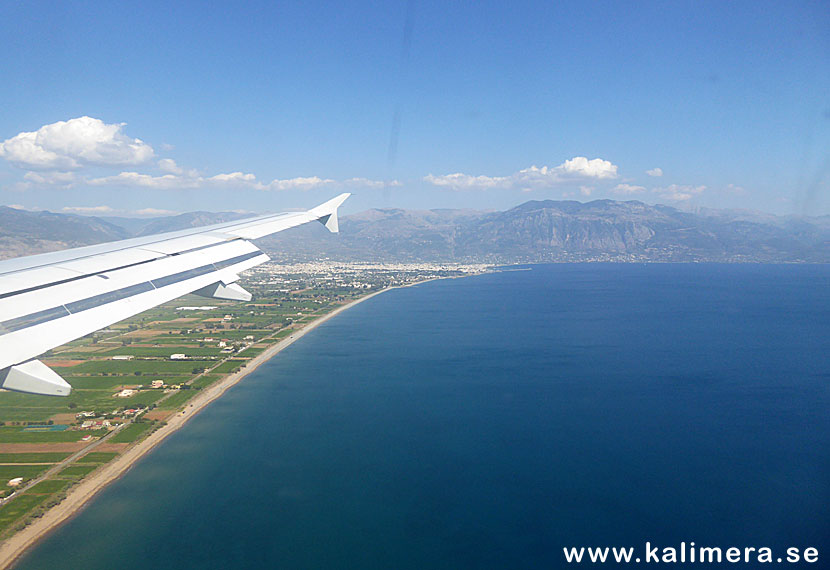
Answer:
1, 200, 828, 263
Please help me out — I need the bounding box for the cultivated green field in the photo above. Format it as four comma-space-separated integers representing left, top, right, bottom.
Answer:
78, 452, 118, 464
0, 495, 50, 532
25, 479, 72, 495
58, 464, 99, 479
0, 453, 71, 464
0, 428, 98, 444
109, 422, 154, 443
0, 465, 51, 481
157, 390, 198, 410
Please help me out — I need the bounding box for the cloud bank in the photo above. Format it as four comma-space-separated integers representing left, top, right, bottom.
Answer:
1, 117, 395, 193
425, 157, 619, 191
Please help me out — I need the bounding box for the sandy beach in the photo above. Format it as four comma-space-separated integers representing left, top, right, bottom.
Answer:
0, 287, 391, 569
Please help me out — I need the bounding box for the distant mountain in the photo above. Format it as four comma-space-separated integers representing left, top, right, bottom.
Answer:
1, 200, 828, 263
260, 200, 830, 262
0, 206, 129, 260
132, 211, 251, 236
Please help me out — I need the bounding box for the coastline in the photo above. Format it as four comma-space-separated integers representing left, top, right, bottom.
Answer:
0, 286, 393, 569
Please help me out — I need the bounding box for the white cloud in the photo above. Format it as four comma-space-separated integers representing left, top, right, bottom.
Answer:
655, 184, 706, 201
0, 117, 154, 170
88, 171, 197, 190
725, 183, 747, 195
87, 168, 393, 192
424, 157, 619, 191
265, 176, 333, 191
158, 158, 183, 175
61, 205, 180, 217
264, 175, 399, 191
62, 205, 115, 214
612, 183, 646, 195
646, 167, 663, 177
23, 171, 77, 186
579, 186, 593, 196
558, 157, 618, 180
343, 177, 401, 189
209, 172, 258, 184
135, 207, 178, 216
424, 172, 507, 190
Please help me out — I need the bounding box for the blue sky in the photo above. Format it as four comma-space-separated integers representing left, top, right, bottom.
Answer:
0, 0, 827, 217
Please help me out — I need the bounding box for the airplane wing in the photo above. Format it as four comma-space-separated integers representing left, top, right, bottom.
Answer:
0, 193, 350, 396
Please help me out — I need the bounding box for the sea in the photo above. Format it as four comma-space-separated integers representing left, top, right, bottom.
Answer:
15, 264, 830, 569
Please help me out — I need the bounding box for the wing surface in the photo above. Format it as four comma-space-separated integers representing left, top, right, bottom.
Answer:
0, 193, 350, 396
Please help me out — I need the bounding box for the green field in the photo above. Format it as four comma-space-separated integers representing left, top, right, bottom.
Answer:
157, 390, 198, 410
0, 453, 71, 464
0, 494, 50, 532
66, 359, 215, 376
240, 347, 267, 357
0, 427, 97, 443
99, 346, 224, 357
211, 360, 247, 375
58, 464, 99, 479
25, 479, 72, 495
191, 374, 222, 390
64, 376, 144, 389
0, 465, 51, 481
77, 452, 119, 463
109, 422, 154, 443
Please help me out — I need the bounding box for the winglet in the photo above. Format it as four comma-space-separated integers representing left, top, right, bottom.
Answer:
309, 193, 350, 233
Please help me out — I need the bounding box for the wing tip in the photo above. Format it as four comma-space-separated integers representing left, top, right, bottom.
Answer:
310, 193, 351, 233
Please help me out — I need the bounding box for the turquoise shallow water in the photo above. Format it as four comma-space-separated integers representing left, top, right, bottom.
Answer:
15, 264, 830, 568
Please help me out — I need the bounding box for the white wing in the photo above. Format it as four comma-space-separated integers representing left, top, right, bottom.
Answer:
0, 193, 350, 396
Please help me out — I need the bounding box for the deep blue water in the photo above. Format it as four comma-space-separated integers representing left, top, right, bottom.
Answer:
15, 264, 830, 568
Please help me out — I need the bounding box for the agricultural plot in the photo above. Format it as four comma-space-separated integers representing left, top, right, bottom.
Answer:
0, 453, 71, 464
109, 422, 154, 443
25, 479, 72, 495
0, 428, 98, 444
0, 495, 50, 533
58, 464, 98, 479
0, 464, 51, 482
191, 374, 223, 390
211, 360, 247, 375
157, 389, 199, 410
98, 346, 224, 357
65, 359, 215, 376
78, 452, 118, 464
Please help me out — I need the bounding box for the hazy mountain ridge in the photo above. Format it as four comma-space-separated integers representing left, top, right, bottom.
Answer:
261, 200, 829, 262
1, 200, 827, 263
